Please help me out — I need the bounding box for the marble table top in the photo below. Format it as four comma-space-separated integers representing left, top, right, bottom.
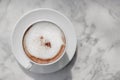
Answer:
1, 0, 120, 80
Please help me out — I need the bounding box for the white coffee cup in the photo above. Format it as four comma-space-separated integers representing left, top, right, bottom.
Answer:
11, 8, 77, 73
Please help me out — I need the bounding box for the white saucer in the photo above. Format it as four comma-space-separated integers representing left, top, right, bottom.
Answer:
11, 8, 77, 74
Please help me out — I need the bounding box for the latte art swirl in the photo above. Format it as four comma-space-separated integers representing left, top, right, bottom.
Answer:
22, 21, 66, 64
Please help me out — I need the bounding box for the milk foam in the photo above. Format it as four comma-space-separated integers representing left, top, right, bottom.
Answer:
23, 22, 65, 59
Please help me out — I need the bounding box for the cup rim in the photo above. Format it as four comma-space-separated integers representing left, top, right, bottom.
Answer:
22, 21, 67, 66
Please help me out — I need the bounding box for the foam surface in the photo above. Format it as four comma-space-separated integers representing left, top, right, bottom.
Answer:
23, 22, 65, 59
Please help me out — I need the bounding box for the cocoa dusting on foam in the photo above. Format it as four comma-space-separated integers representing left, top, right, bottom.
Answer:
45, 42, 51, 48
40, 36, 51, 48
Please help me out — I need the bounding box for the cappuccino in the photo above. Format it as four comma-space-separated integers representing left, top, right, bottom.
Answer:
22, 21, 66, 64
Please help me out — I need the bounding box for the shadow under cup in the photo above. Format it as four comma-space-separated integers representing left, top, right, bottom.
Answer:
22, 21, 66, 65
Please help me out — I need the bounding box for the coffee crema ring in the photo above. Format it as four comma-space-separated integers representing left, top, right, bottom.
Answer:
22, 21, 66, 64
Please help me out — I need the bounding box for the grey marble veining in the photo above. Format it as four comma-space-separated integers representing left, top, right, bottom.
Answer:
1, 0, 120, 80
